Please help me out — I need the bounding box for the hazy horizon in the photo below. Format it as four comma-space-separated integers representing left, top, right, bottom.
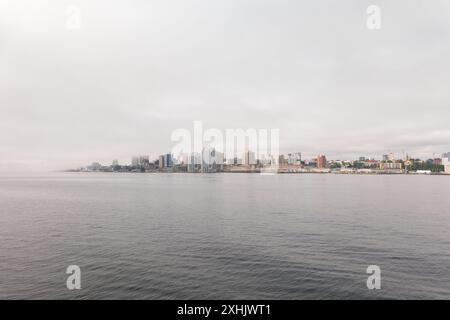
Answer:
2, 0, 450, 172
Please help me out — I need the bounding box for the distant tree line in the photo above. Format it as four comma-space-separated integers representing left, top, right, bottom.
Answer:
407, 163, 444, 172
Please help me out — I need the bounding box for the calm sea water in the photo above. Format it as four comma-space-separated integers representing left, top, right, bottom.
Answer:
1, 173, 449, 299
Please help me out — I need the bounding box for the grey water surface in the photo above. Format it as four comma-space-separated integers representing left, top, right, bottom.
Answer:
1, 173, 449, 299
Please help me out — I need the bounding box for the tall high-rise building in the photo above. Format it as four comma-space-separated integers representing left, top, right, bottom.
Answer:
164, 154, 173, 168
158, 155, 165, 169
244, 150, 256, 165
317, 154, 327, 169
443, 153, 450, 174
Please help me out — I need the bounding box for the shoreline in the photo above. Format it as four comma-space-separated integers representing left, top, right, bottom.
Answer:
64, 170, 450, 176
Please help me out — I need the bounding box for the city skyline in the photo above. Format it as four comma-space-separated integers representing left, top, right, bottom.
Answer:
76, 148, 450, 175
80, 146, 449, 164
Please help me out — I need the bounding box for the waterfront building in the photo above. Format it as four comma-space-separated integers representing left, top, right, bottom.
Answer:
258, 154, 272, 166
215, 151, 224, 166
279, 155, 288, 165
244, 151, 256, 165
228, 157, 242, 165
380, 162, 403, 170
388, 153, 395, 161
188, 152, 202, 172
164, 154, 173, 168
131, 157, 139, 167
307, 158, 317, 167
139, 156, 150, 166
404, 158, 413, 167
178, 153, 188, 166
317, 154, 327, 169
364, 159, 379, 168
288, 152, 302, 165
382, 153, 395, 162
201, 147, 222, 173
442, 153, 450, 174
87, 162, 102, 171
158, 155, 165, 169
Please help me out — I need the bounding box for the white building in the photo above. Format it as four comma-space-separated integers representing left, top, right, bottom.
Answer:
287, 152, 302, 165
382, 153, 395, 162
388, 153, 395, 161
442, 153, 450, 174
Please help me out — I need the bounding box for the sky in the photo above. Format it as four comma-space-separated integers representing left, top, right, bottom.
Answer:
1, 0, 450, 171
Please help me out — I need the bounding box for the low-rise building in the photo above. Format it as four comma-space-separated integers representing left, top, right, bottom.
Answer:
288, 152, 302, 165
380, 161, 403, 170
131, 157, 139, 167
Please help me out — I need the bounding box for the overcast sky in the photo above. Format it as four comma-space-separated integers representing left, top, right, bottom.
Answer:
1, 0, 450, 171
